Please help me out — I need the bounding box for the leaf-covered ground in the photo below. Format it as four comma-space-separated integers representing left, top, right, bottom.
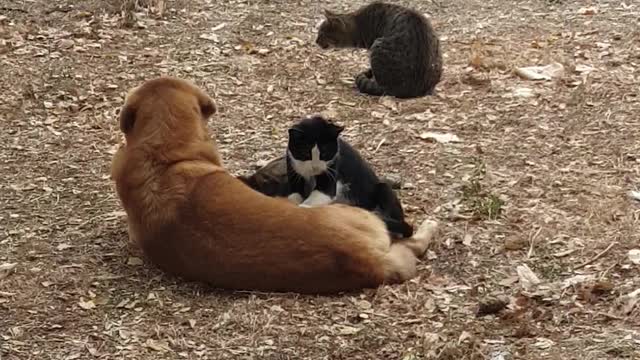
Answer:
1, 0, 639, 359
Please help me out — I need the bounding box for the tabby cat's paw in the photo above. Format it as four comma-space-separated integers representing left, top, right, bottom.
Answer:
355, 70, 373, 83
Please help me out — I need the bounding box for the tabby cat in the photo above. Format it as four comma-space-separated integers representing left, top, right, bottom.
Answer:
286, 115, 413, 238
315, 1, 443, 98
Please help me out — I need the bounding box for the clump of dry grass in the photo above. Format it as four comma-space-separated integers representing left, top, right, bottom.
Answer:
461, 158, 504, 220
119, 0, 164, 27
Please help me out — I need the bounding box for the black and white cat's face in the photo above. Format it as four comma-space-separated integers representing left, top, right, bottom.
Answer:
287, 116, 343, 178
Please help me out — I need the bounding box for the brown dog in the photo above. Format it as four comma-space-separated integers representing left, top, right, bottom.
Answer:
111, 76, 438, 294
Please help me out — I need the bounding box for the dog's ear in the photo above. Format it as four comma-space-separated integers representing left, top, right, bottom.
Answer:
198, 93, 216, 119
119, 105, 136, 134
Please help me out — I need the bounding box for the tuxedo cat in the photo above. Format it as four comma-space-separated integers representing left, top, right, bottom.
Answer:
286, 115, 413, 238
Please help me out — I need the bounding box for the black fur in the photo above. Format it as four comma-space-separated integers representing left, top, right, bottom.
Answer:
286, 115, 413, 238
316, 1, 443, 98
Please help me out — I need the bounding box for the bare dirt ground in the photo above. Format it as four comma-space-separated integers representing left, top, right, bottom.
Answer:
1, 0, 639, 359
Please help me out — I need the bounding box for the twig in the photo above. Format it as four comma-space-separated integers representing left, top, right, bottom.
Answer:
374, 137, 386, 153
598, 261, 618, 280
0, 7, 28, 13
527, 226, 542, 259
573, 242, 617, 270
45, 6, 74, 15
588, 311, 624, 321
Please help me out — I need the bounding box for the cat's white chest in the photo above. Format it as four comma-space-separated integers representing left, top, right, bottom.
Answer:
289, 145, 327, 179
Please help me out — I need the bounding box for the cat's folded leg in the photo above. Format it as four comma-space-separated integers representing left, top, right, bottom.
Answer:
299, 190, 333, 207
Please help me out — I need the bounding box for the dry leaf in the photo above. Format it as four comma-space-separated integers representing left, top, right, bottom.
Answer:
58, 39, 75, 49
629, 191, 640, 201
269, 305, 286, 312
127, 257, 144, 266
516, 264, 541, 290
504, 238, 527, 251
419, 132, 461, 144
515, 62, 565, 81
613, 289, 640, 316
578, 280, 614, 303
476, 298, 508, 317
78, 298, 96, 310
371, 111, 385, 118
199, 33, 219, 42
552, 249, 576, 258
379, 97, 398, 111
628, 249, 640, 265
510, 87, 535, 98
56, 243, 73, 251
457, 330, 472, 344
577, 6, 598, 15
86, 345, 99, 357
356, 300, 372, 309
145, 339, 172, 352
561, 274, 594, 289
462, 233, 473, 247
575, 64, 595, 74
211, 23, 226, 31
0, 263, 17, 280
499, 276, 520, 287
337, 325, 361, 335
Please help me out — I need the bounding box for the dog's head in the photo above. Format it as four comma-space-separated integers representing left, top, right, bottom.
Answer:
118, 77, 217, 148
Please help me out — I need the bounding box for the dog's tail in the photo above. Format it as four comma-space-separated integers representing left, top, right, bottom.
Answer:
383, 219, 438, 283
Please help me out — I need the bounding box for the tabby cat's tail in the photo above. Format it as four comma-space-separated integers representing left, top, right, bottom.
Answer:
355, 72, 386, 96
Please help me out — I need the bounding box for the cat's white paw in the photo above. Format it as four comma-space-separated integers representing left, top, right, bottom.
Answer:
288, 193, 304, 205
301, 190, 333, 207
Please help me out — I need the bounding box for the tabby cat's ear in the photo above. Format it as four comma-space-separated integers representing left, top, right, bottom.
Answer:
323, 9, 337, 18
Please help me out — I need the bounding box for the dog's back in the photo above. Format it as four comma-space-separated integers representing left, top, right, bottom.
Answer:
138, 170, 391, 293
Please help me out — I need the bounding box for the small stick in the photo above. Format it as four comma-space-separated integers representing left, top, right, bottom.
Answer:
573, 242, 617, 271
527, 226, 542, 259
1, 7, 28, 13
374, 138, 386, 153
589, 311, 624, 321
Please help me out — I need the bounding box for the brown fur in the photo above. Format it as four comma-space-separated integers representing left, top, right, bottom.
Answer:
111, 76, 438, 294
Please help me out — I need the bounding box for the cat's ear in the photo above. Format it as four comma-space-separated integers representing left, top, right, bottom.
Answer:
119, 104, 136, 134
324, 10, 346, 28
330, 123, 344, 136
288, 128, 300, 140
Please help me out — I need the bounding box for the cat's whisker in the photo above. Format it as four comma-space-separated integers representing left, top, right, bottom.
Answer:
286, 115, 411, 237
